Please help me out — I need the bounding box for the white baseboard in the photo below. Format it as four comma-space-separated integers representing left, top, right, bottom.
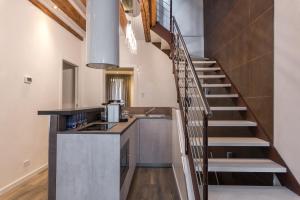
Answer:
172, 165, 184, 200
0, 163, 48, 196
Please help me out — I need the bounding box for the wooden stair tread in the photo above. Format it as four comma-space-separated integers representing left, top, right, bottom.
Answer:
190, 137, 270, 147
195, 159, 287, 173
208, 185, 298, 199
198, 75, 226, 79
189, 120, 257, 127
186, 94, 239, 98
188, 107, 247, 111
178, 67, 221, 71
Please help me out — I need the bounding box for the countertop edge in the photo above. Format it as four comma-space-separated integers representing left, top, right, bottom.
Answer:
38, 107, 104, 116
57, 116, 172, 135
57, 117, 138, 135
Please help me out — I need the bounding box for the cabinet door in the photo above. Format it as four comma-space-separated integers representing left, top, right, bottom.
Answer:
139, 119, 172, 165
135, 120, 140, 163
120, 122, 137, 200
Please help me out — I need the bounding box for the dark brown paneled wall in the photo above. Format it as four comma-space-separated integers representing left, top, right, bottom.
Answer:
203, 0, 274, 140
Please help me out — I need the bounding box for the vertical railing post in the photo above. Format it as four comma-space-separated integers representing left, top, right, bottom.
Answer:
170, 0, 173, 31
203, 115, 209, 200
172, 18, 211, 200
184, 59, 189, 155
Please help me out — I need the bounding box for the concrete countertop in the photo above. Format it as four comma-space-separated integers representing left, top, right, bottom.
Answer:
58, 117, 137, 135
58, 114, 171, 135
38, 107, 104, 116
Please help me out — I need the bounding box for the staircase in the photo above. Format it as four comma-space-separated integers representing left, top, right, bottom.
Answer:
171, 17, 288, 200
150, 29, 171, 57
141, 0, 291, 199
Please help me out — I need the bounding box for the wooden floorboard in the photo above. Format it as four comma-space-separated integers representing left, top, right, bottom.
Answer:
0, 170, 48, 200
127, 168, 180, 200
0, 168, 180, 200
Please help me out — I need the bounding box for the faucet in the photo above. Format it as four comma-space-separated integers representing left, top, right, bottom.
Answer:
145, 107, 156, 116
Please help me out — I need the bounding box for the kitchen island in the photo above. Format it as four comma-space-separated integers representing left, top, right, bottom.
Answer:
38, 107, 173, 200
56, 117, 138, 200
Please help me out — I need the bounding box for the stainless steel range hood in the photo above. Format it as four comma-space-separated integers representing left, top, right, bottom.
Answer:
86, 0, 119, 69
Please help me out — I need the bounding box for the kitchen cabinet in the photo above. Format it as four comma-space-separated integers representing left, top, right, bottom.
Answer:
56, 120, 138, 200
138, 118, 172, 166
120, 122, 137, 200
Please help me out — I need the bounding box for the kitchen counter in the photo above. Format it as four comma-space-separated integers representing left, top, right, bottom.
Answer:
56, 117, 139, 200
59, 117, 138, 135
59, 114, 171, 135
55, 114, 173, 200
37, 106, 173, 200
38, 106, 104, 116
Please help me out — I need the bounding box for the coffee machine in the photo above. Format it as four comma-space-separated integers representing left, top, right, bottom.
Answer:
104, 100, 128, 123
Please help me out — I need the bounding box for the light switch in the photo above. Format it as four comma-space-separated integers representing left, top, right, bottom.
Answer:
24, 76, 32, 84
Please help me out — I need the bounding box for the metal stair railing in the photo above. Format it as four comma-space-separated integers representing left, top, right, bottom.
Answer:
171, 16, 212, 200
156, 0, 172, 30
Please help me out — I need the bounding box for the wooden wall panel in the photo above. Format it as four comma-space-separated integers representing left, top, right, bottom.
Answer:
204, 0, 274, 141
204, 0, 300, 195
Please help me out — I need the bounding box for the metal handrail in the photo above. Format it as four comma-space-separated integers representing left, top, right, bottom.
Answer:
157, 4, 170, 12
171, 16, 211, 200
158, 0, 170, 6
155, 1, 211, 198
172, 18, 212, 117
156, 0, 172, 30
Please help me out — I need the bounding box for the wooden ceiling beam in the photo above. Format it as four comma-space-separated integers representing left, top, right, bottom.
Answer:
119, 3, 128, 33
150, 0, 157, 26
140, 0, 151, 42
80, 0, 86, 7
29, 0, 128, 41
28, 0, 83, 40
51, 0, 86, 31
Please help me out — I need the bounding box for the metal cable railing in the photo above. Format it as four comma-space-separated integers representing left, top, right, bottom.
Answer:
171, 16, 212, 200
154, 0, 212, 198
156, 0, 172, 30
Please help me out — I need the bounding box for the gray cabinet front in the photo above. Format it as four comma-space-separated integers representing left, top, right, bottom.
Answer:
120, 122, 137, 200
139, 119, 172, 165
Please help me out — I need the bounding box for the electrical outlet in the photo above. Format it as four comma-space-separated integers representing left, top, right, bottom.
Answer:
23, 160, 31, 168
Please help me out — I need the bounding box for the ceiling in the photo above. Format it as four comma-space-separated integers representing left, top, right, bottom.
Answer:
28, 0, 131, 41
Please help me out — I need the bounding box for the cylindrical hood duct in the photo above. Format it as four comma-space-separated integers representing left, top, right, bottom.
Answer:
86, 0, 119, 69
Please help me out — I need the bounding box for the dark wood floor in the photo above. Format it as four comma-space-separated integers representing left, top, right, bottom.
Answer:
0, 168, 180, 200
127, 168, 180, 200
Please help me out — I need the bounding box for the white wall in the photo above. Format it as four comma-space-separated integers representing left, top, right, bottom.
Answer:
274, 0, 300, 183
119, 36, 177, 107
0, 1, 177, 193
0, 0, 103, 193
173, 0, 204, 58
